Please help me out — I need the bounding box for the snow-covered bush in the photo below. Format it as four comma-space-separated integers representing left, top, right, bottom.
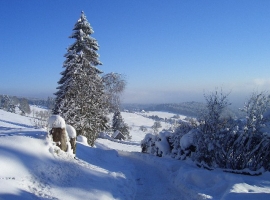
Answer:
141, 90, 270, 174
169, 120, 196, 159
241, 92, 270, 135
192, 89, 233, 168
141, 131, 171, 157
32, 109, 51, 128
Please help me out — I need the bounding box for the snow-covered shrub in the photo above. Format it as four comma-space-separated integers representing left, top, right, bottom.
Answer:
193, 91, 270, 172
169, 120, 195, 159
141, 131, 171, 157
141, 133, 159, 155
241, 91, 270, 135
225, 92, 270, 172
142, 119, 199, 160
32, 110, 51, 128
141, 90, 270, 174
192, 89, 233, 168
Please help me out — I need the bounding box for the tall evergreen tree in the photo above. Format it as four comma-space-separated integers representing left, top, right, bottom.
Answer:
53, 11, 108, 146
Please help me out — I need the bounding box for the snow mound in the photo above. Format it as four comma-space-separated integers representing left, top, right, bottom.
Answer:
180, 130, 196, 150
66, 124, 76, 138
77, 135, 88, 145
48, 115, 65, 129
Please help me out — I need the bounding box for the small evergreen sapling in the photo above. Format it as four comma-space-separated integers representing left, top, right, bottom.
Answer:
112, 110, 131, 140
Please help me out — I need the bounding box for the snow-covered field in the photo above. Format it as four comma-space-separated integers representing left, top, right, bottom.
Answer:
1, 109, 270, 199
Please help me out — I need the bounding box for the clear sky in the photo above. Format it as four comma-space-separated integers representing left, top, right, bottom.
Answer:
1, 1, 270, 106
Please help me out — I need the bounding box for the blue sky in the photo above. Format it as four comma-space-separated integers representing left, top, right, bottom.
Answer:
1, 1, 270, 105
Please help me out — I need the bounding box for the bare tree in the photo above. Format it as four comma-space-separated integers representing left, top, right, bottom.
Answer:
200, 89, 231, 134
241, 91, 270, 134
103, 73, 126, 112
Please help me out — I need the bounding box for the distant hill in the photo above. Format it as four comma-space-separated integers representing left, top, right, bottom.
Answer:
144, 102, 204, 117
122, 102, 244, 118
121, 104, 156, 112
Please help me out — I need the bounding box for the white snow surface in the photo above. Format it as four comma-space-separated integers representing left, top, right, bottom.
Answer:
1, 109, 270, 199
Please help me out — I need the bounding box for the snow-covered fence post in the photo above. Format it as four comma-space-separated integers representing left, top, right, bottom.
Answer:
48, 115, 68, 152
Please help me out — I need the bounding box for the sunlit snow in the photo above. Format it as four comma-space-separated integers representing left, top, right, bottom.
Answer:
0, 109, 270, 199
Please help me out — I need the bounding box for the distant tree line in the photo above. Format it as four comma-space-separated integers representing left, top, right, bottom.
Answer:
0, 94, 56, 115
0, 94, 31, 115
28, 97, 55, 109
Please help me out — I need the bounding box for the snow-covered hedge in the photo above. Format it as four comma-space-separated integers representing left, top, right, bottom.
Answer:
141, 121, 270, 174
141, 91, 270, 175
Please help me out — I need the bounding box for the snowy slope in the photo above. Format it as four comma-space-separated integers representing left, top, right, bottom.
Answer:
1, 109, 270, 199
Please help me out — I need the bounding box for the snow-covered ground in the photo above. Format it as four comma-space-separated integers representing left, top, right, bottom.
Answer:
1, 109, 270, 199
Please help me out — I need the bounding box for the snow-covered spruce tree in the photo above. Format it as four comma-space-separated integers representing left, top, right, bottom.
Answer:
53, 11, 108, 146
112, 109, 130, 139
